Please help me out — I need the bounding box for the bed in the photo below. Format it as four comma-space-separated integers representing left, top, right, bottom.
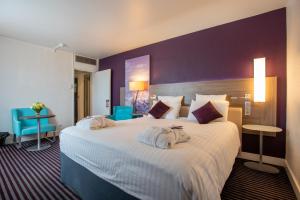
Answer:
60, 107, 242, 200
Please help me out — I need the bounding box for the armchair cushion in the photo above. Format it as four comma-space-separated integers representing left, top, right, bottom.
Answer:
21, 124, 56, 135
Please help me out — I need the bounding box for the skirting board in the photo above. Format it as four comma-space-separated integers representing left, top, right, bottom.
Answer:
238, 151, 285, 166
285, 160, 300, 200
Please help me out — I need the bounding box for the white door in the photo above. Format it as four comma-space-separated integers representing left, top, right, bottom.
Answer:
91, 69, 111, 115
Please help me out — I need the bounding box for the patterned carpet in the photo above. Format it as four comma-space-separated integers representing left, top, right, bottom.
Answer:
221, 159, 296, 200
0, 139, 79, 200
0, 139, 296, 200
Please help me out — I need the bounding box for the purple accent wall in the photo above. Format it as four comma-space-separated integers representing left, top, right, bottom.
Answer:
99, 8, 286, 158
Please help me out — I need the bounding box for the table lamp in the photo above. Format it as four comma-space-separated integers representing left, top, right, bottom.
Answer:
129, 81, 148, 113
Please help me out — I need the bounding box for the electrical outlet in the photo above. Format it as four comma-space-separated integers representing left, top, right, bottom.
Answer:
244, 101, 251, 116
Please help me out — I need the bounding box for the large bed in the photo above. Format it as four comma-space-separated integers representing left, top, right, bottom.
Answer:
60, 107, 242, 200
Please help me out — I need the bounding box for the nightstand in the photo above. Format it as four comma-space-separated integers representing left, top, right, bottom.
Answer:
132, 113, 144, 119
242, 124, 282, 174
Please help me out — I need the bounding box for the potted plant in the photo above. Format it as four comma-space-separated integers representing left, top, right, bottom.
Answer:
31, 102, 46, 116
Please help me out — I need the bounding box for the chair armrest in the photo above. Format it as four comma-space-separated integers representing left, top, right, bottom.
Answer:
11, 110, 22, 136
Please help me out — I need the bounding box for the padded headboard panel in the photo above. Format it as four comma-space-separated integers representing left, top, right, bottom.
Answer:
121, 77, 277, 127
179, 106, 243, 144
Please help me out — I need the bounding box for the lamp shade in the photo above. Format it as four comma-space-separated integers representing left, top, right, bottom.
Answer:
254, 57, 266, 102
129, 81, 148, 91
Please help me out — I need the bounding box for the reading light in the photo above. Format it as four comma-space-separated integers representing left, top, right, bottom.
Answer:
254, 58, 266, 102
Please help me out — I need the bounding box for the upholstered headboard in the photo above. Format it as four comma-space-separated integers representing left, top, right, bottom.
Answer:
179, 106, 243, 143
120, 77, 277, 127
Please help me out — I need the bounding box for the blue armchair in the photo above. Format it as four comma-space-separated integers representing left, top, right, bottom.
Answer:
11, 108, 56, 147
106, 106, 133, 121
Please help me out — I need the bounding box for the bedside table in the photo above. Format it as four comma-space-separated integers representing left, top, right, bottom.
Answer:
242, 124, 282, 174
132, 113, 144, 119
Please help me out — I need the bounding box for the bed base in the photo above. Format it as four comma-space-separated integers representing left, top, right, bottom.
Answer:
60, 153, 138, 200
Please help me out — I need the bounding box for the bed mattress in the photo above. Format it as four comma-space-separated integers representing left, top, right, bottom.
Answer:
60, 117, 240, 200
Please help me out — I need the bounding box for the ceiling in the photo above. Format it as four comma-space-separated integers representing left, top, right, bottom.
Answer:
0, 0, 287, 59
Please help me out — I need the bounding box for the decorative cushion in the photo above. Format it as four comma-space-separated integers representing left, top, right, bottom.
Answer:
148, 101, 170, 119
192, 101, 223, 124
188, 100, 229, 122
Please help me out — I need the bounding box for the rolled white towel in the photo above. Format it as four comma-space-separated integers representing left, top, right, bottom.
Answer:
76, 115, 115, 130
137, 126, 190, 149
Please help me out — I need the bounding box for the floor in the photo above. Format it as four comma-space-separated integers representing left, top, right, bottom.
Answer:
221, 159, 296, 200
0, 139, 296, 200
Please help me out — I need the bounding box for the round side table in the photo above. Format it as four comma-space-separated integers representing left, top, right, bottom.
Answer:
242, 124, 282, 174
19, 114, 55, 151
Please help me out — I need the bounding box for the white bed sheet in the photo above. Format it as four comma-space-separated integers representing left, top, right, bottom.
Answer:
60, 117, 240, 200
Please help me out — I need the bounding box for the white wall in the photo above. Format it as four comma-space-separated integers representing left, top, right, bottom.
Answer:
286, 0, 300, 197
0, 36, 74, 133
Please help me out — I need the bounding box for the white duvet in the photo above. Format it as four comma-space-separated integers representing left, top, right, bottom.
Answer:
60, 117, 240, 200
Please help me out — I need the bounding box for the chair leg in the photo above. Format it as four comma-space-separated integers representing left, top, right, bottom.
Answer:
13, 134, 16, 143
52, 132, 56, 142
15, 136, 22, 149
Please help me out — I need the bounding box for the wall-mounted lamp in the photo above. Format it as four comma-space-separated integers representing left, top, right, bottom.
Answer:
254, 57, 266, 103
230, 57, 266, 116
129, 81, 149, 113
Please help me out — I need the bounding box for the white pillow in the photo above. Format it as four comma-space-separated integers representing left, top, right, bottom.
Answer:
155, 96, 183, 119
158, 96, 183, 103
150, 99, 181, 119
196, 94, 227, 102
187, 100, 229, 122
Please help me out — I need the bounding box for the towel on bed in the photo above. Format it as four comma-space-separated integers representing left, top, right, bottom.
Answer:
137, 126, 190, 149
76, 115, 115, 130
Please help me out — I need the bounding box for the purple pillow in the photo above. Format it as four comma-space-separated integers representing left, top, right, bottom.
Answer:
149, 101, 170, 119
192, 101, 223, 124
